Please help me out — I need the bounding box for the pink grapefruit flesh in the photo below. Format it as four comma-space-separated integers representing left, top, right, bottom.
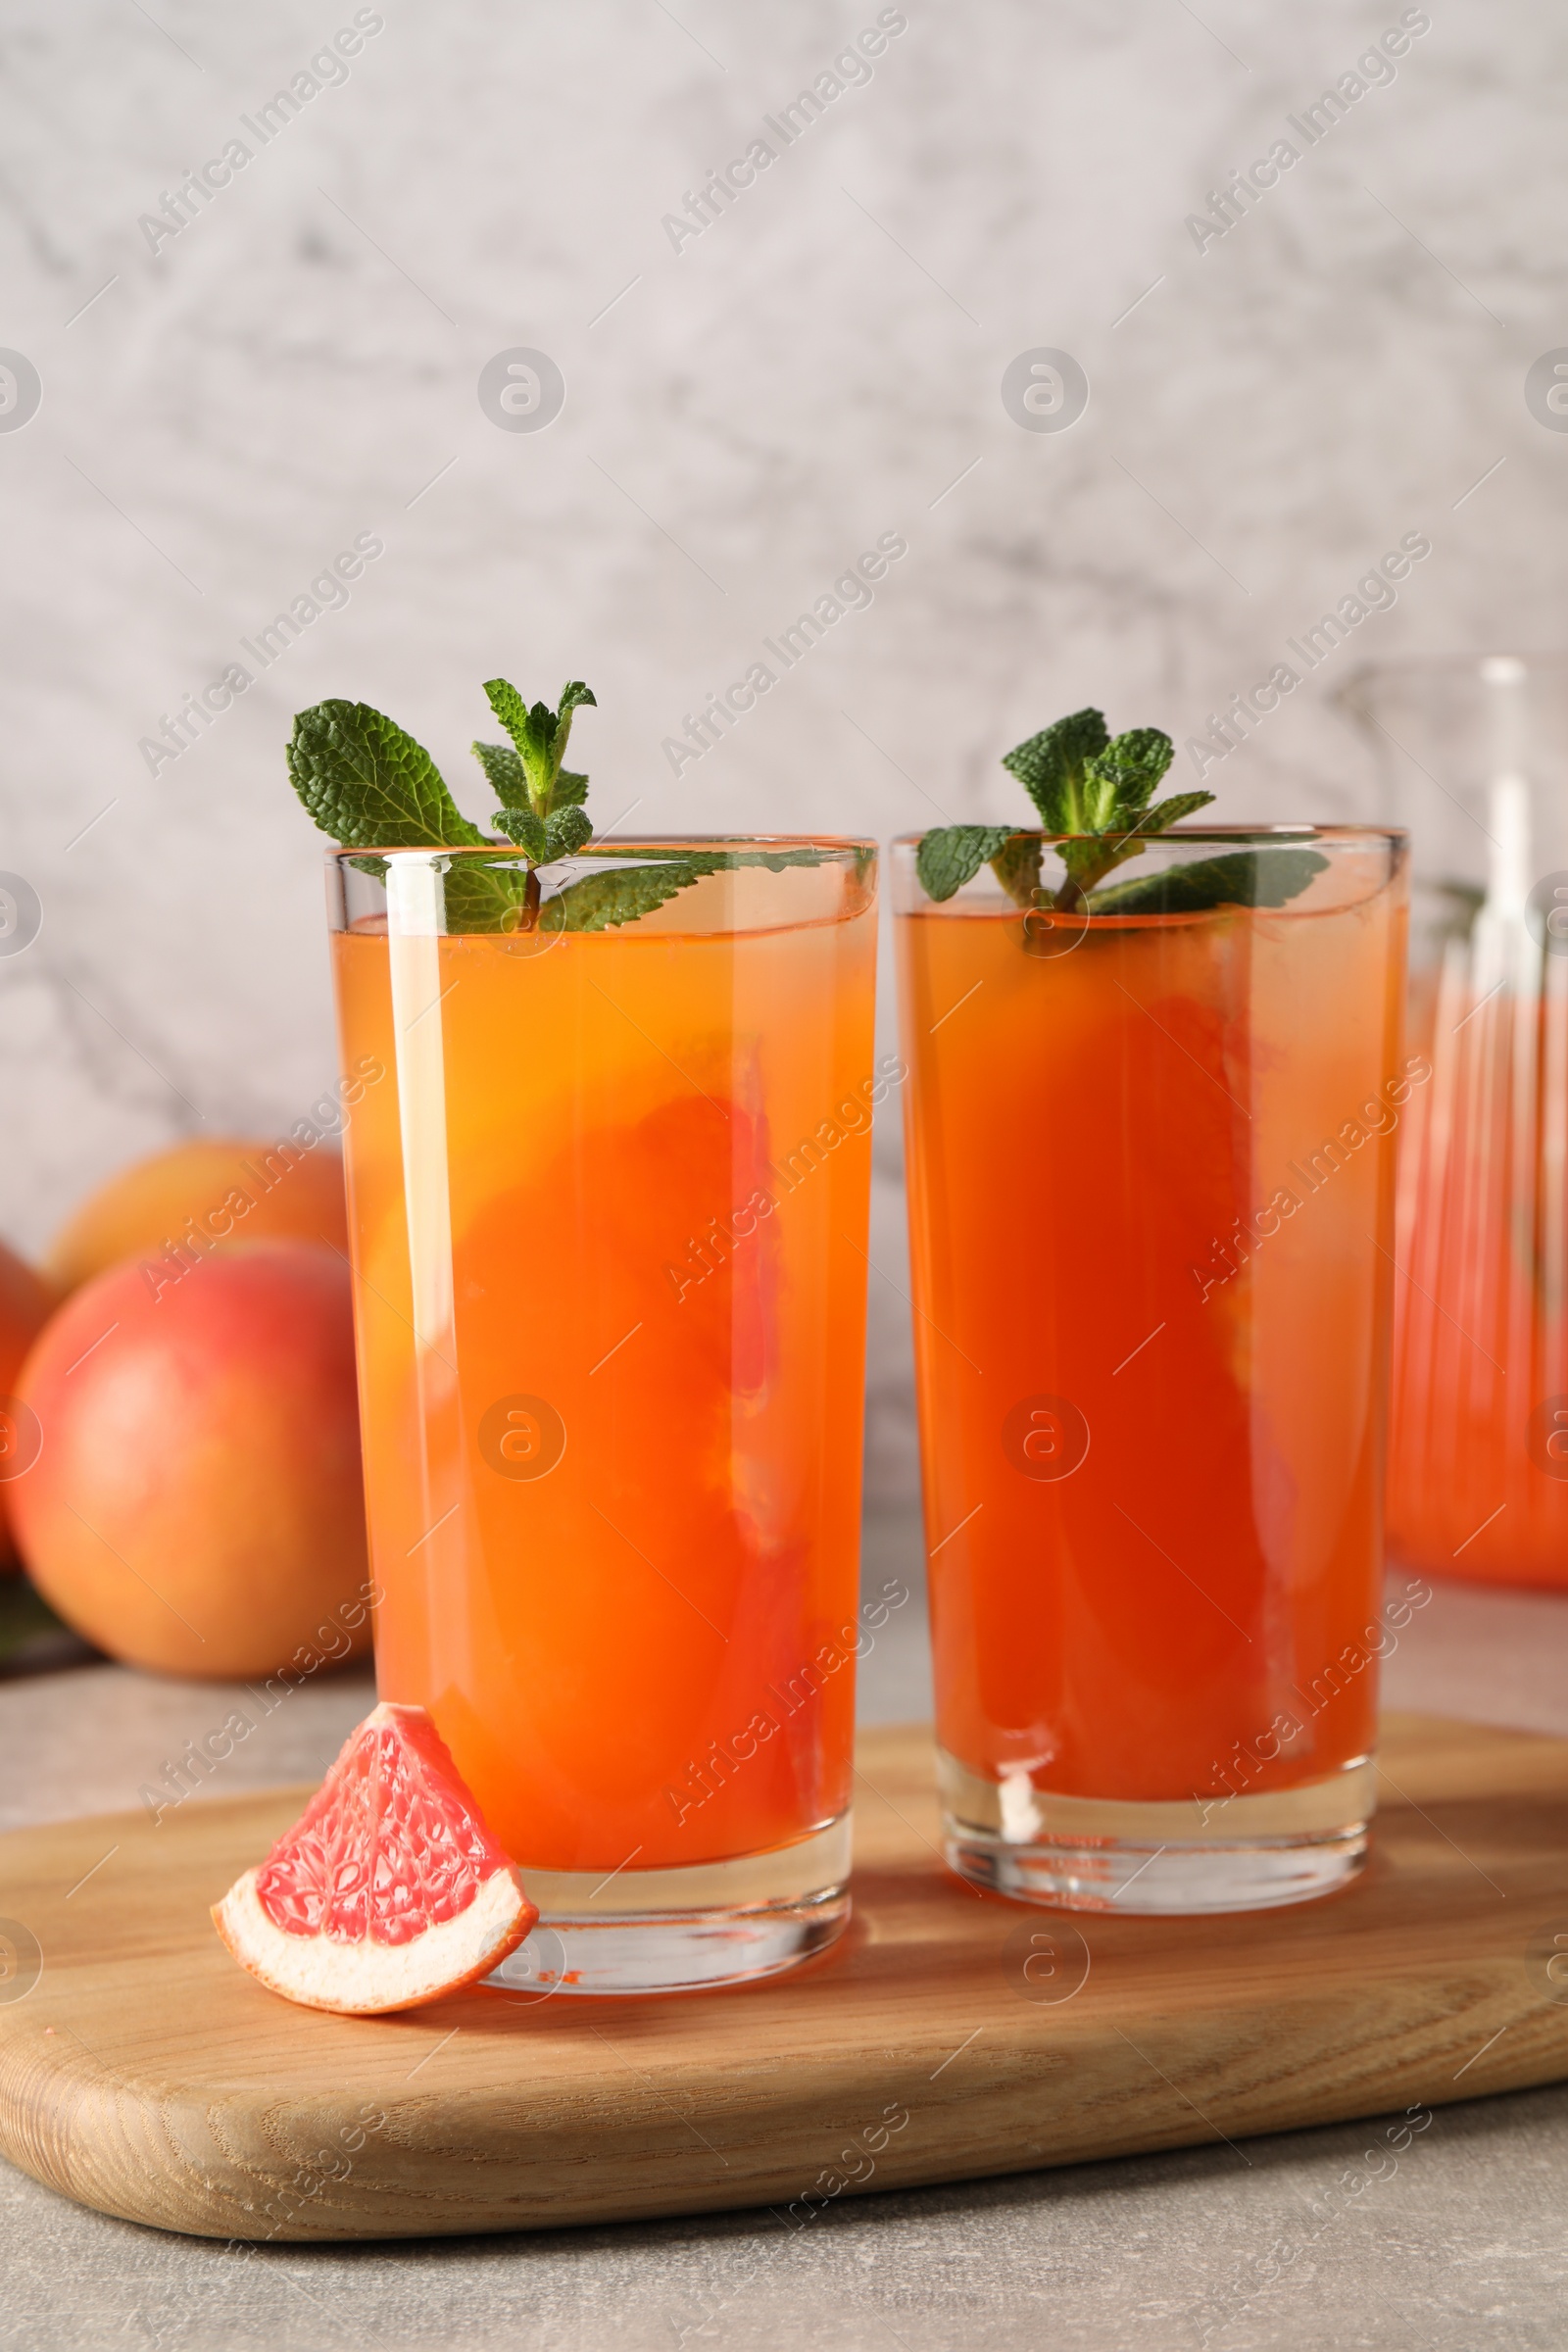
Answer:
213, 1701, 536, 2015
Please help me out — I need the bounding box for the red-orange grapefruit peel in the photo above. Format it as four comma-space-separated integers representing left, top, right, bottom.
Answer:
213, 1701, 536, 2016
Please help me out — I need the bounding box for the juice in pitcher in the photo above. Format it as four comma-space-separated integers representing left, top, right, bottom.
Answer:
1342, 654, 1568, 1587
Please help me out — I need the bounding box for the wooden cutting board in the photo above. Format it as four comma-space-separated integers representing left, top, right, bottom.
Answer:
2, 1712, 1568, 2244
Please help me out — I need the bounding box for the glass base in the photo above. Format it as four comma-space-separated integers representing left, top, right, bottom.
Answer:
938, 1748, 1375, 1915
488, 1815, 852, 1995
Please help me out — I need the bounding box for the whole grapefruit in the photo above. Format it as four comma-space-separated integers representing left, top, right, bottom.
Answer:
0, 1238, 55, 1571
10, 1241, 371, 1678
46, 1135, 350, 1295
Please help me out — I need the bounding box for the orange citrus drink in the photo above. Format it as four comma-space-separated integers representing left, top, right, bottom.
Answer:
329, 847, 878, 1883
896, 829, 1407, 1903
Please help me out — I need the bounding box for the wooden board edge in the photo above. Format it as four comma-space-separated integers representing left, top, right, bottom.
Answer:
3, 1958, 1564, 2243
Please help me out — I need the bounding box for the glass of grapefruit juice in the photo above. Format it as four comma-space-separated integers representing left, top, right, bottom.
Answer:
327, 838, 878, 1990
895, 825, 1408, 1912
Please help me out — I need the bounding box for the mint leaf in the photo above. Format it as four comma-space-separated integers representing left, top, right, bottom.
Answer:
544, 860, 703, 933
544, 844, 839, 931
482, 678, 546, 769
289, 701, 534, 935
1081, 727, 1175, 829
492, 806, 547, 858
1001, 710, 1109, 831
1089, 847, 1329, 917
489, 800, 594, 873
915, 825, 1017, 903
288, 702, 486, 848
471, 739, 525, 800
1135, 789, 1217, 836
989, 834, 1043, 911
545, 806, 593, 858
552, 769, 589, 809
287, 699, 532, 933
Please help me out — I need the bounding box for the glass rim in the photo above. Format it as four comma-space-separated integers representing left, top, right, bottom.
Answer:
891, 822, 1407, 851
324, 832, 877, 860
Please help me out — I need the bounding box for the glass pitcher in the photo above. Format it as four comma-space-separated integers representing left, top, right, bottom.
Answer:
1336, 657, 1568, 1588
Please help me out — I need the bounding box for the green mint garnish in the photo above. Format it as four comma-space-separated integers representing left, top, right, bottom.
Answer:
287, 679, 596, 880
916, 707, 1325, 918
287, 682, 841, 934
475, 678, 597, 863
1088, 847, 1331, 917
287, 696, 519, 933
288, 701, 490, 851
912, 824, 1018, 905
289, 681, 599, 929
539, 845, 840, 933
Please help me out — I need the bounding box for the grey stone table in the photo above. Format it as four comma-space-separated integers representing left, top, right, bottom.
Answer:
5, 1514, 1568, 2352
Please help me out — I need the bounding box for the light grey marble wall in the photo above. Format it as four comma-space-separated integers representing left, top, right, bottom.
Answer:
0, 0, 1559, 1498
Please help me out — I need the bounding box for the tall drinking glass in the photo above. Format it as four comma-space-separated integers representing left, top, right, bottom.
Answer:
327, 839, 878, 1990
895, 826, 1408, 1913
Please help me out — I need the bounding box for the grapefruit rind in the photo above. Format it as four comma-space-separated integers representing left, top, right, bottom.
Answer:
213, 1862, 535, 2016
210, 1699, 537, 2016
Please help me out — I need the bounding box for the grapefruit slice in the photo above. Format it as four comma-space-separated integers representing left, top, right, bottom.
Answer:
213, 1701, 536, 2015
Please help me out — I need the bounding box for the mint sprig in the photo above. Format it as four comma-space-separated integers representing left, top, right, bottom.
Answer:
917, 708, 1325, 919
288, 681, 840, 935
476, 678, 597, 862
